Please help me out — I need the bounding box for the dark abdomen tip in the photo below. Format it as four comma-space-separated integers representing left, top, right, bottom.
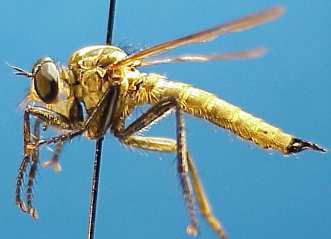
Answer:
287, 138, 327, 154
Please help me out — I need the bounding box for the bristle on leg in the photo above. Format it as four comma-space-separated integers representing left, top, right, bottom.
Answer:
287, 138, 327, 153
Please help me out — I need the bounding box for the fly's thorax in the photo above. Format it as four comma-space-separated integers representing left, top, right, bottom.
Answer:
68, 45, 127, 77
66, 45, 127, 112
66, 45, 145, 117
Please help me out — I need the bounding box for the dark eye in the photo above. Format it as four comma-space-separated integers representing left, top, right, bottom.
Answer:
32, 57, 59, 103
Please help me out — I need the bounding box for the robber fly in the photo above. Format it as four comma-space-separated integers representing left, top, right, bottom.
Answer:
12, 6, 326, 239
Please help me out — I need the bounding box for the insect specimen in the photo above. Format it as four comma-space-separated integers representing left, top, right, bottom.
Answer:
12, 5, 326, 239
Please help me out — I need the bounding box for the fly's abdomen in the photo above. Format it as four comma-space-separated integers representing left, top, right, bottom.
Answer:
144, 74, 325, 154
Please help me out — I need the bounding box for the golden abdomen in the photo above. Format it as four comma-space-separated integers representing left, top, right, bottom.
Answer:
143, 73, 293, 153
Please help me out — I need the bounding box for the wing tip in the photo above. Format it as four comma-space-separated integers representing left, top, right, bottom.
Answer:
271, 6, 286, 16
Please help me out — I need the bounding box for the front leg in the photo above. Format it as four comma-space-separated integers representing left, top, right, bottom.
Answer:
32, 86, 119, 148
17, 87, 118, 219
16, 106, 74, 218
26, 119, 41, 219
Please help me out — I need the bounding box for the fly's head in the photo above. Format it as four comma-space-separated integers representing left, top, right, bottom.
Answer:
11, 57, 82, 120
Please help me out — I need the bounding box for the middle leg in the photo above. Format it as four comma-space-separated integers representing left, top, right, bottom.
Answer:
115, 98, 199, 235
115, 98, 227, 238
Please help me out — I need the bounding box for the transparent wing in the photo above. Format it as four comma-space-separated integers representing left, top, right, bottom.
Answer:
140, 47, 266, 66
113, 6, 284, 68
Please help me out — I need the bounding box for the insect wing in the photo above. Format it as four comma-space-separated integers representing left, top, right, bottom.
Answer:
140, 47, 266, 66
114, 6, 284, 67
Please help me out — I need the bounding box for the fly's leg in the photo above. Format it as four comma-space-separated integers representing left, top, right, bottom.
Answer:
26, 155, 39, 218
115, 98, 199, 236
16, 106, 74, 217
16, 157, 30, 213
33, 86, 118, 148
27, 121, 64, 218
115, 98, 227, 238
22, 105, 77, 155
17, 87, 116, 218
115, 98, 176, 138
187, 154, 227, 239
121, 135, 176, 152
15, 107, 39, 213
175, 105, 200, 236
26, 119, 41, 219
43, 142, 64, 172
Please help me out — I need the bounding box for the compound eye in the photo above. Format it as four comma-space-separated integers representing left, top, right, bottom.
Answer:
32, 57, 59, 103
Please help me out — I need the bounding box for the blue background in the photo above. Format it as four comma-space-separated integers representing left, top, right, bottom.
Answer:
0, 0, 330, 239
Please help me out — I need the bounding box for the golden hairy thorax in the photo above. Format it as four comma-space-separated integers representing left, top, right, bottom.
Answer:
59, 45, 146, 137
65, 45, 128, 111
